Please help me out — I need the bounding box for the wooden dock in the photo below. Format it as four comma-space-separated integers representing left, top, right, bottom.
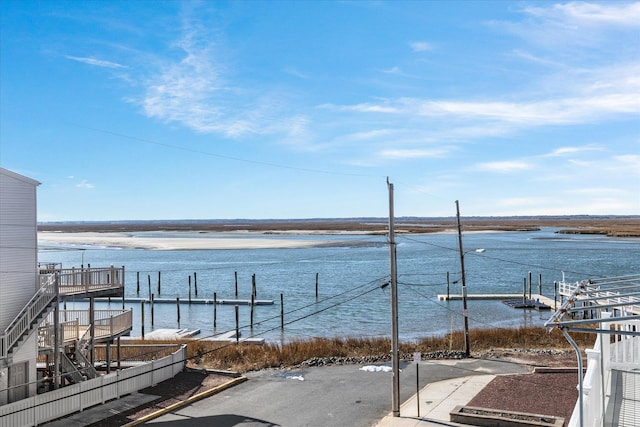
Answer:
438, 293, 558, 310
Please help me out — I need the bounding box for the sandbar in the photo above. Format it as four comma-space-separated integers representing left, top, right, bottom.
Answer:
38, 232, 334, 250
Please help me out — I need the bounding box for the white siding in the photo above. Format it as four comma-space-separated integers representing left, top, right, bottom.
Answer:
10, 334, 38, 401
0, 168, 39, 332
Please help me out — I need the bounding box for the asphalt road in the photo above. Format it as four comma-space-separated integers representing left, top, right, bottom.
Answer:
146, 358, 529, 427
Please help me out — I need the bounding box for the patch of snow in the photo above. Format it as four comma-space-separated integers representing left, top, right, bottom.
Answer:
360, 365, 392, 372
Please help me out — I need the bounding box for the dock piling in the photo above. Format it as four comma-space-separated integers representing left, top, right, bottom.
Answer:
235, 305, 239, 343
280, 293, 284, 331
176, 297, 181, 327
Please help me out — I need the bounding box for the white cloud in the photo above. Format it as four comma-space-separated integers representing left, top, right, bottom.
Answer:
283, 67, 309, 79
544, 145, 602, 157
475, 160, 534, 173
378, 148, 449, 160
75, 180, 94, 189
410, 41, 433, 52
525, 2, 640, 27
65, 55, 127, 69
381, 66, 402, 75
138, 10, 301, 138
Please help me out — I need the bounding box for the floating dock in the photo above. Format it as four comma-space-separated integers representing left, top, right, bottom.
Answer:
207, 330, 265, 345
438, 293, 556, 310
99, 297, 274, 305
123, 328, 202, 340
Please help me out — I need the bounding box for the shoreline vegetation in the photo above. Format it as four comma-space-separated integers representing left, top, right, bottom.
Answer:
39, 216, 640, 237
127, 327, 595, 373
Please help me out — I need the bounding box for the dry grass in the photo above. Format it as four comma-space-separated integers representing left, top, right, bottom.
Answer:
120, 327, 595, 373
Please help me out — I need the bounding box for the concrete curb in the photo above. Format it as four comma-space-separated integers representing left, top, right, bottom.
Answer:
123, 376, 247, 426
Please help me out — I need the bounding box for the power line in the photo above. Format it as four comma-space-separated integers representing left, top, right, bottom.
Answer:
65, 121, 383, 178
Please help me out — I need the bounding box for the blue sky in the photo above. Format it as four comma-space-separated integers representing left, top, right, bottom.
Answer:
1, 1, 638, 221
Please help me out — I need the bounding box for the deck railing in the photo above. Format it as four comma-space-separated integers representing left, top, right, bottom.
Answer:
39, 310, 132, 346
40, 266, 125, 297
38, 320, 80, 349
1, 274, 57, 361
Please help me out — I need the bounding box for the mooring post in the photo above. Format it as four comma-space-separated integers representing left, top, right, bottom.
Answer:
446, 271, 450, 300
252, 273, 256, 298
158, 271, 161, 296
176, 297, 181, 326
528, 271, 532, 300
554, 281, 558, 311
250, 292, 255, 330
213, 292, 217, 329
523, 277, 526, 304
235, 271, 238, 298
148, 275, 151, 300
315, 272, 319, 299
188, 276, 192, 305
235, 305, 239, 343
141, 301, 145, 339
151, 293, 155, 327
194, 272, 198, 297
280, 293, 284, 331
136, 272, 140, 295
538, 273, 542, 297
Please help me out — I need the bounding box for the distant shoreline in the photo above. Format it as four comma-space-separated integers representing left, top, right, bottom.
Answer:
38, 216, 640, 237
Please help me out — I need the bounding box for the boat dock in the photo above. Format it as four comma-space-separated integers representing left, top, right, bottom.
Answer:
99, 297, 274, 305
438, 293, 557, 310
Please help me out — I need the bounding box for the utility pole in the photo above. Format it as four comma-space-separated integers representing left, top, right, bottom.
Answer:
388, 178, 400, 417
455, 200, 471, 357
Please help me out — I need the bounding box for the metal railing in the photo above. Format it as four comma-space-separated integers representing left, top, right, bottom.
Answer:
1, 274, 57, 361
567, 316, 639, 427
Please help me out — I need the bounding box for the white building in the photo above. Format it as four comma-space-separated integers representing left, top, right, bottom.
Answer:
547, 275, 639, 426
0, 168, 41, 404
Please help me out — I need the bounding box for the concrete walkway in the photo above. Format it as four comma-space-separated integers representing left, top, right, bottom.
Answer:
376, 374, 496, 426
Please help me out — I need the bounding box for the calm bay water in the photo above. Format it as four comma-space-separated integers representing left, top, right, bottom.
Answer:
38, 228, 640, 342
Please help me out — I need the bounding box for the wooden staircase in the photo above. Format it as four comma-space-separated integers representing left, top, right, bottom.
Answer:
0, 274, 57, 368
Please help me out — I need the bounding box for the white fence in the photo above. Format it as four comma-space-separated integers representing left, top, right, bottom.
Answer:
0, 345, 186, 427
568, 316, 639, 427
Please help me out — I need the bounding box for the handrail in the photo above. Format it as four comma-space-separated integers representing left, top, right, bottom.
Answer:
1, 273, 57, 360
74, 326, 98, 379
38, 319, 80, 348
51, 266, 125, 296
